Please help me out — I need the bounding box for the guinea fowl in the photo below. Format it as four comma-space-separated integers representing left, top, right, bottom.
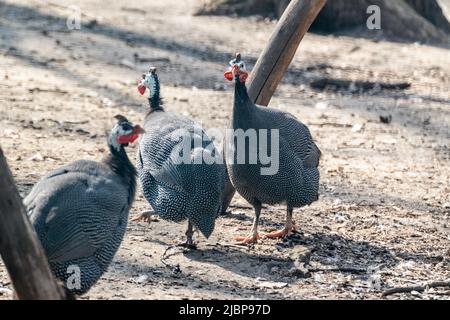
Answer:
133, 68, 225, 247
224, 53, 321, 244
24, 115, 144, 295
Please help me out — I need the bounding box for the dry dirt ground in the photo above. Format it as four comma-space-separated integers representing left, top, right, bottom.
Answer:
0, 0, 449, 300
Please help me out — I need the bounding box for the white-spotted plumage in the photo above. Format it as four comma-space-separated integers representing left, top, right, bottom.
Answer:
136, 69, 226, 243
25, 116, 139, 294
225, 55, 321, 243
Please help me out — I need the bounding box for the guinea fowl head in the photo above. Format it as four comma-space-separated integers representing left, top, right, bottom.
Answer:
224, 53, 249, 83
137, 68, 157, 94
137, 67, 163, 112
109, 115, 145, 152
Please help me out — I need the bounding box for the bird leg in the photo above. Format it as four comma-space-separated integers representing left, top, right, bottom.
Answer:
264, 207, 295, 239
131, 210, 157, 223
177, 221, 196, 249
234, 202, 261, 244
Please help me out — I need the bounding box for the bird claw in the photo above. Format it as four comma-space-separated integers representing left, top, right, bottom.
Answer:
263, 227, 294, 239
263, 220, 297, 239
234, 234, 260, 244
131, 211, 156, 223
177, 242, 197, 250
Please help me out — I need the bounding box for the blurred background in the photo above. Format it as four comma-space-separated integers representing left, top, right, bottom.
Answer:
199, 0, 450, 44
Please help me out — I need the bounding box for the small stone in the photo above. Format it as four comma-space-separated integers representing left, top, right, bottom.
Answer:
380, 115, 392, 124
289, 264, 311, 278
257, 281, 288, 289
315, 101, 328, 110
131, 274, 149, 284
289, 246, 311, 264
0, 287, 13, 295
101, 97, 113, 107
351, 123, 363, 132
30, 153, 44, 162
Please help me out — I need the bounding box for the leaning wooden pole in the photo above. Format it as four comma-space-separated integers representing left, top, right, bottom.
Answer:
221, 0, 326, 213
247, 0, 327, 106
0, 147, 65, 300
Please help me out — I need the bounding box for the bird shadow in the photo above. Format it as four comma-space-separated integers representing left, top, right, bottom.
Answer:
110, 253, 284, 299
184, 245, 295, 283
182, 229, 444, 285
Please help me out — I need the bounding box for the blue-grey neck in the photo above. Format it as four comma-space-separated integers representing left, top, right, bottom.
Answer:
232, 75, 253, 129
105, 143, 137, 206
148, 73, 164, 112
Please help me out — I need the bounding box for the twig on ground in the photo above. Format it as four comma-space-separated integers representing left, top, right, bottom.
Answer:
160, 246, 178, 266
160, 246, 184, 275
205, 242, 248, 250
309, 267, 367, 274
382, 280, 450, 297
229, 205, 254, 210
308, 122, 353, 128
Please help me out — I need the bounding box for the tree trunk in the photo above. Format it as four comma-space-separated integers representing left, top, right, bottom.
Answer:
311, 0, 450, 43
406, 0, 450, 32
0, 147, 66, 300
247, 0, 327, 105
196, 0, 450, 43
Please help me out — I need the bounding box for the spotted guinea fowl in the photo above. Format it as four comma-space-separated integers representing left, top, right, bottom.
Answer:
24, 115, 144, 295
133, 68, 225, 246
223, 53, 321, 244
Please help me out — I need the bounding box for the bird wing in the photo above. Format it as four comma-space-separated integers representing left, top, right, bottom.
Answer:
26, 165, 128, 263
138, 135, 186, 193
266, 110, 321, 168
139, 121, 211, 193
302, 140, 321, 168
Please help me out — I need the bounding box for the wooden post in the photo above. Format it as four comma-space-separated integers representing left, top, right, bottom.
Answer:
247, 0, 327, 106
221, 0, 326, 213
0, 147, 65, 300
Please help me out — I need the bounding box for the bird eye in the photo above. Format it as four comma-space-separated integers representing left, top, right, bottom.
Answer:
122, 123, 133, 131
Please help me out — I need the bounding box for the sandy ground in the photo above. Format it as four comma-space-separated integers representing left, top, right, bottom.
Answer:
0, 0, 449, 300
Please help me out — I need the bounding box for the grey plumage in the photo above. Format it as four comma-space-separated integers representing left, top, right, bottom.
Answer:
228, 94, 321, 206
136, 69, 225, 243
25, 116, 141, 294
224, 55, 321, 242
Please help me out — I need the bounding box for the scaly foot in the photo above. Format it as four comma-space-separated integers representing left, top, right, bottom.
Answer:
263, 229, 289, 239
263, 227, 295, 239
263, 222, 296, 239
234, 234, 260, 244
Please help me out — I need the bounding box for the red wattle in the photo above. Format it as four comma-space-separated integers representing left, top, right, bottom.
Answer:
137, 81, 146, 95
224, 71, 233, 81
118, 134, 139, 144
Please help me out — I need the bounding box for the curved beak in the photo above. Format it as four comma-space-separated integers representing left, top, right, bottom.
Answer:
132, 124, 145, 135
224, 65, 248, 82
233, 65, 248, 82
232, 64, 241, 72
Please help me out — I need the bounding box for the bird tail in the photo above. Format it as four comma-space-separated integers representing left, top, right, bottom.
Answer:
188, 206, 220, 239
